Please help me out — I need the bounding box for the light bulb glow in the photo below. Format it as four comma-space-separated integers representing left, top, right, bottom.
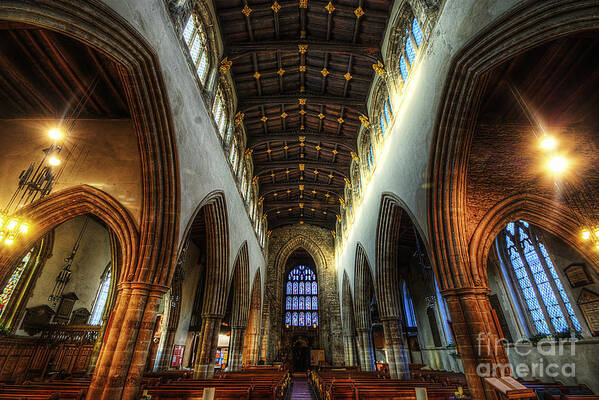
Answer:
48, 128, 63, 141
547, 155, 568, 174
19, 223, 29, 234
6, 220, 18, 231
48, 156, 61, 166
540, 136, 557, 150
4, 236, 14, 246
594, 230, 599, 239
582, 230, 591, 240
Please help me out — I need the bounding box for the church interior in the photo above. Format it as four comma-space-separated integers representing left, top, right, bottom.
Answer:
0, 0, 598, 399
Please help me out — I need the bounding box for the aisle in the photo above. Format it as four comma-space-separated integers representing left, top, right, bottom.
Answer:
290, 373, 315, 400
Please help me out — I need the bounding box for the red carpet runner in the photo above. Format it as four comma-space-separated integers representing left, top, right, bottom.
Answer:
291, 373, 315, 400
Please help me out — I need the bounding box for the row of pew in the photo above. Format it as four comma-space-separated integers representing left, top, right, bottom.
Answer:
142, 368, 291, 400
309, 367, 468, 400
0, 377, 90, 400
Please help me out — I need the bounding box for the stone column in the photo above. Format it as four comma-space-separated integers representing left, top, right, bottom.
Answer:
356, 328, 375, 372
193, 315, 222, 379
343, 334, 357, 367
444, 287, 510, 400
87, 282, 168, 400
381, 317, 410, 379
228, 326, 244, 371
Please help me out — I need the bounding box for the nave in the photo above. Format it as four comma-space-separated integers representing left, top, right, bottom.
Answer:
0, 0, 599, 399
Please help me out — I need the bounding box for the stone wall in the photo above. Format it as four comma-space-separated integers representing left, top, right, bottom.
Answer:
261, 224, 343, 366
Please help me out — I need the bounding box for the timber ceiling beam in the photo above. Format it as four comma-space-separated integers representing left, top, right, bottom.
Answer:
263, 202, 340, 213
248, 132, 356, 151
267, 217, 336, 229
238, 94, 365, 112
260, 182, 345, 195
227, 41, 380, 62
253, 161, 348, 177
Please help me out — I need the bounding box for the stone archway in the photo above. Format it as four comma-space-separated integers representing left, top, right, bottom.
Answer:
242, 269, 262, 367
353, 243, 376, 372
227, 241, 250, 371
341, 271, 358, 367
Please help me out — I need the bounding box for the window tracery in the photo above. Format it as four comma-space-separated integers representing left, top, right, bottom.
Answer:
284, 265, 318, 328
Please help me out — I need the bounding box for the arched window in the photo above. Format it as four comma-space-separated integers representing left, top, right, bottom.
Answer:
213, 85, 227, 137
366, 145, 375, 171
284, 265, 318, 328
183, 15, 211, 85
380, 97, 393, 136
402, 281, 417, 328
0, 249, 33, 320
434, 279, 453, 344
498, 221, 581, 335
398, 17, 423, 83
88, 266, 112, 326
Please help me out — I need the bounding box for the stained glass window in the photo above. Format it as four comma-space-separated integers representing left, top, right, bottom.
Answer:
500, 221, 582, 335
0, 250, 33, 320
405, 38, 416, 65
402, 281, 417, 328
399, 56, 409, 82
412, 18, 423, 47
380, 114, 386, 136
284, 265, 318, 327
89, 269, 111, 326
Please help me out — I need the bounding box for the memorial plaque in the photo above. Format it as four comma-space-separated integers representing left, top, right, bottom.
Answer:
564, 263, 592, 288
577, 289, 599, 336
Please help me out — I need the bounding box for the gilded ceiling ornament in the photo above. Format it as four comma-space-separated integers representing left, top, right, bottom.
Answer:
299, 0, 308, 8
299, 110, 306, 115
300, 30, 307, 39
270, 172, 276, 177
234, 112, 245, 125
344, 177, 351, 187
257, 194, 263, 203
344, 72, 353, 81
287, 189, 291, 193
253, 176, 259, 184
273, 192, 278, 196
315, 145, 321, 150
331, 230, 336, 238
339, 197, 345, 206
300, 86, 305, 92
327, 173, 334, 178
281, 112, 288, 118
299, 221, 304, 224
241, 4, 253, 16
318, 113, 325, 119
299, 136, 306, 142
299, 65, 307, 72
253, 71, 261, 79
276, 210, 280, 213
277, 67, 286, 76
267, 230, 272, 237
219, 57, 233, 73
299, 203, 304, 208
262, 213, 267, 220
266, 148, 272, 153
298, 44, 308, 54
321, 68, 329, 77
313, 169, 319, 174
350, 151, 360, 161
359, 114, 370, 127
325, 193, 330, 198
372, 60, 385, 76
300, 125, 305, 130
261, 115, 268, 122
298, 98, 307, 105
271, 1, 281, 12
332, 149, 338, 155
311, 190, 317, 194
354, 6, 365, 18
311, 208, 315, 211
284, 145, 289, 150
285, 169, 290, 174
299, 184, 304, 190
324, 1, 335, 13
245, 149, 254, 158
337, 117, 344, 124
288, 208, 292, 211
336, 214, 341, 222
300, 142, 305, 146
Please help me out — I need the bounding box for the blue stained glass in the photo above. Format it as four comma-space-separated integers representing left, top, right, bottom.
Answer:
286, 297, 292, 310
384, 100, 391, 124
306, 312, 311, 326
312, 282, 317, 295
292, 312, 298, 326
412, 18, 423, 47
299, 296, 305, 310
0, 250, 33, 320
305, 282, 311, 295
312, 296, 318, 310
299, 282, 304, 295
285, 312, 291, 325
405, 38, 416, 65
380, 114, 386, 136
284, 265, 318, 328
299, 312, 305, 326
293, 296, 298, 310
293, 282, 298, 294
305, 298, 311, 310
312, 312, 318, 326
399, 56, 409, 82
286, 282, 292, 295
183, 16, 195, 44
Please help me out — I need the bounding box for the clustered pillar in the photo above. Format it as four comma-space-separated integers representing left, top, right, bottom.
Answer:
356, 327, 375, 371
87, 282, 168, 400
381, 317, 410, 379
193, 315, 223, 379
444, 287, 510, 400
227, 326, 245, 371
343, 334, 358, 367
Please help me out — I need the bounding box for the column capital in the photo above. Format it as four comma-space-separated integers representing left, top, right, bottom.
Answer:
117, 281, 170, 295
441, 286, 489, 297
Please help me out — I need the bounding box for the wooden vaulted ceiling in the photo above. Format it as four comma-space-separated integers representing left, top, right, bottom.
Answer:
0, 21, 129, 119
214, 0, 393, 230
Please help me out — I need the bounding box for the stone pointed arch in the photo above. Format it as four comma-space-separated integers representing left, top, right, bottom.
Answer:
353, 242, 376, 371
227, 241, 250, 371
243, 268, 262, 367
470, 193, 599, 282
0, 185, 139, 287
341, 270, 358, 367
